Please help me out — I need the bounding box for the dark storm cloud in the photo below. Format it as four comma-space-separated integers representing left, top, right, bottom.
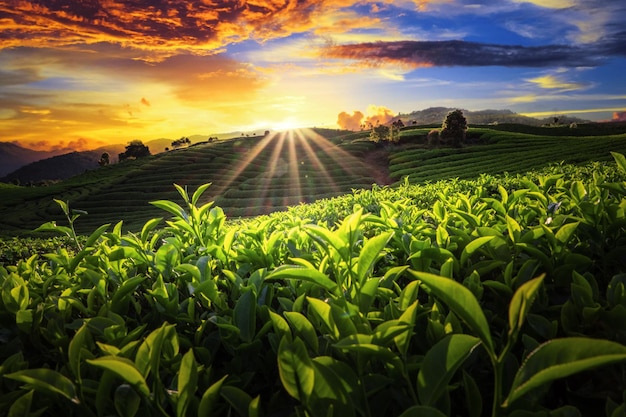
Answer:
320, 39, 611, 68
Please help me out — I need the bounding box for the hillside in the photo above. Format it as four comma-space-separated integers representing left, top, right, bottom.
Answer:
396, 107, 591, 126
0, 142, 72, 177
1, 124, 626, 236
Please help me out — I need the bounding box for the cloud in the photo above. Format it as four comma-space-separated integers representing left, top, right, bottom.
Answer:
613, 111, 626, 122
364, 105, 395, 126
336, 105, 396, 130
0, 0, 379, 58
525, 74, 588, 91
319, 40, 602, 68
337, 111, 364, 131
140, 97, 150, 106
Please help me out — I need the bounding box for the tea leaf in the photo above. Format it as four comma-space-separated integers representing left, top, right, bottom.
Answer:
611, 152, 626, 175
177, 350, 198, 417
8, 389, 34, 417
277, 336, 315, 402
461, 236, 495, 265
505, 338, 626, 407
417, 334, 481, 406
198, 375, 228, 416
266, 265, 339, 295
87, 356, 150, 397
356, 231, 393, 285
508, 274, 545, 341
284, 311, 319, 354
5, 368, 79, 404
114, 384, 141, 417
398, 405, 447, 417
233, 288, 257, 343
221, 386, 253, 417
410, 270, 494, 355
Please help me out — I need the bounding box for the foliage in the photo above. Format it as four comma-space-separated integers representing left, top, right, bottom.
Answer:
171, 137, 191, 149
1, 153, 625, 416
440, 109, 467, 146
98, 153, 110, 167
119, 140, 150, 162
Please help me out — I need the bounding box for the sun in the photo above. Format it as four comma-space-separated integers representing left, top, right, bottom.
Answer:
270, 118, 305, 132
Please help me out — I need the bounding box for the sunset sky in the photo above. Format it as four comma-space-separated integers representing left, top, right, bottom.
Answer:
1, 0, 625, 151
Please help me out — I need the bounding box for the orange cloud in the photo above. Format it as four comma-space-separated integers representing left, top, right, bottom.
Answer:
613, 111, 626, 121
364, 104, 395, 126
337, 105, 396, 130
0, 0, 372, 58
337, 110, 364, 130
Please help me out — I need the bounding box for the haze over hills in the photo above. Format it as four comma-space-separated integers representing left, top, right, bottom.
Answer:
0, 108, 596, 183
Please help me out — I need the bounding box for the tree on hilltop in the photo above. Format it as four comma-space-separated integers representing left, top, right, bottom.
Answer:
98, 152, 110, 166
440, 109, 467, 147
119, 140, 150, 162
171, 137, 191, 149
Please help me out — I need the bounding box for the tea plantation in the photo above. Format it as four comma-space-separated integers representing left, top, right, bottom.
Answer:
1, 125, 626, 416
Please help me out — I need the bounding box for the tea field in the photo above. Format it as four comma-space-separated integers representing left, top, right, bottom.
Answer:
2, 125, 626, 236
1, 125, 626, 416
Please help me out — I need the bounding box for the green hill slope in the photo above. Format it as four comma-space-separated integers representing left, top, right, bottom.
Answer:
1, 125, 626, 236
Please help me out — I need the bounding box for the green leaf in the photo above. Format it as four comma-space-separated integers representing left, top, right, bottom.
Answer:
140, 218, 163, 244
508, 274, 545, 341
68, 324, 90, 380
463, 370, 483, 417
409, 270, 494, 355
233, 288, 257, 343
114, 384, 141, 417
461, 236, 495, 265
149, 200, 186, 219
221, 386, 253, 417
611, 152, 626, 175
284, 311, 319, 354
277, 336, 315, 402
191, 183, 212, 206
8, 390, 34, 417
111, 276, 147, 314
505, 215, 522, 243
198, 375, 227, 417
177, 350, 198, 417
266, 265, 339, 295
356, 231, 393, 285
5, 368, 79, 404
87, 356, 150, 396
505, 338, 626, 407
555, 222, 579, 246
397, 405, 448, 417
417, 334, 481, 406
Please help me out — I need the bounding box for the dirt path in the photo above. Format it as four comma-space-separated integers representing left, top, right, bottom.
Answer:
363, 149, 394, 186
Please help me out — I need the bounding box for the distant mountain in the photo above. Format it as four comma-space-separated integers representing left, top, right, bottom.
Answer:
396, 107, 591, 126
0, 142, 73, 177
1, 150, 108, 184
0, 139, 173, 184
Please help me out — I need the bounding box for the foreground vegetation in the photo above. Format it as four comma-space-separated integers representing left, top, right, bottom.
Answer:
1, 152, 625, 416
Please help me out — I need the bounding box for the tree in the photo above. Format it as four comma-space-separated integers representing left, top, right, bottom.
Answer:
440, 109, 467, 147
171, 137, 191, 149
119, 140, 150, 162
98, 152, 110, 166
369, 125, 389, 143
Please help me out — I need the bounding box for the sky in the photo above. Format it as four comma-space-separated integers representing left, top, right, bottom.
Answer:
1, 0, 625, 151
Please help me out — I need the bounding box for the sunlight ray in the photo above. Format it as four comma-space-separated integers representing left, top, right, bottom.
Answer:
293, 129, 340, 194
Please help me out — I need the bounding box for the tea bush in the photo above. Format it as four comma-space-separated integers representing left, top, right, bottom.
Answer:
1, 154, 626, 416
